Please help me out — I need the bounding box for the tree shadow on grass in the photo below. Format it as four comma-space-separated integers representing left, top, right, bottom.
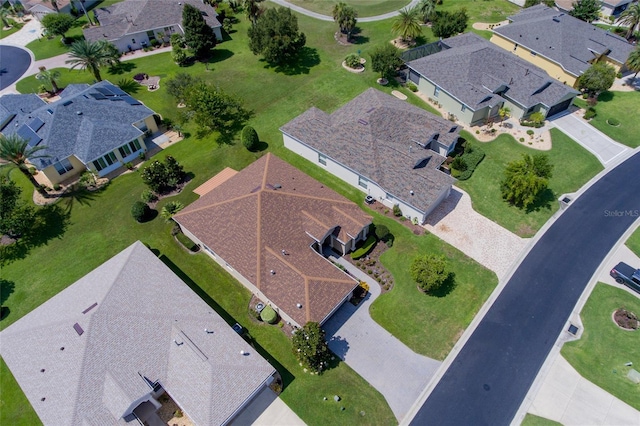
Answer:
206, 49, 234, 64
108, 62, 137, 75
266, 47, 321, 76
598, 91, 614, 103
0, 279, 15, 321
157, 253, 295, 389
249, 140, 269, 152
424, 272, 457, 298
525, 188, 555, 214
115, 78, 141, 94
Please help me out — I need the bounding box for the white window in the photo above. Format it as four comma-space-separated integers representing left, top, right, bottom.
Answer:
358, 176, 368, 189
53, 158, 74, 175
318, 153, 327, 166
434, 87, 440, 97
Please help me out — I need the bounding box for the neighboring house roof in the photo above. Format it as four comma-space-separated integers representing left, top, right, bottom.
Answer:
495, 5, 634, 76
174, 153, 370, 326
407, 33, 577, 110
556, 0, 633, 11
280, 88, 457, 215
0, 241, 275, 426
84, 0, 221, 43
0, 80, 155, 169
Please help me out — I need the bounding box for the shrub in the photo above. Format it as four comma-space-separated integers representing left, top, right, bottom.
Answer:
241, 125, 259, 151
141, 156, 185, 193
161, 201, 184, 221
345, 53, 360, 68
260, 305, 278, 324
79, 171, 96, 188
526, 130, 534, 136
172, 47, 188, 66
350, 235, 377, 259
452, 144, 485, 180
176, 232, 198, 251
125, 161, 134, 170
374, 224, 390, 241
53, 183, 61, 191
584, 107, 597, 120
170, 33, 185, 48
519, 137, 525, 142
529, 111, 545, 124
141, 189, 157, 203
451, 156, 467, 172
131, 201, 151, 222
606, 117, 620, 126
171, 223, 181, 236
407, 82, 418, 92
393, 204, 402, 217
410, 254, 451, 293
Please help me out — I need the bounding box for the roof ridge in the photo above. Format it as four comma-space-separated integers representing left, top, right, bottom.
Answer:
255, 154, 271, 290
301, 210, 330, 231
173, 193, 256, 218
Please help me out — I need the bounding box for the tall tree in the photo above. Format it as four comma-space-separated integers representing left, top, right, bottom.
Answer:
244, 0, 264, 26
416, 0, 436, 23
577, 62, 616, 97
66, 39, 119, 81
569, 0, 600, 23
0, 134, 49, 193
0, 176, 35, 239
370, 43, 402, 79
248, 7, 306, 65
182, 3, 217, 60
626, 46, 640, 80
432, 8, 469, 39
165, 73, 202, 105
35, 66, 61, 94
332, 2, 358, 39
184, 82, 251, 138
292, 322, 331, 374
411, 254, 451, 293
617, 3, 640, 40
501, 154, 553, 209
41, 13, 75, 43
391, 7, 422, 42
524, 0, 555, 7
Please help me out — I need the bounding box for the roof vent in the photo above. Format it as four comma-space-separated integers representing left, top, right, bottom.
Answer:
76, 111, 83, 115
204, 328, 214, 334
62, 100, 73, 106
358, 119, 368, 125
410, 190, 414, 195
274, 184, 282, 189
270, 270, 275, 275
296, 303, 302, 308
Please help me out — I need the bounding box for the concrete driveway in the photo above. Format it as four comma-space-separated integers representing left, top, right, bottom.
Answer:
551, 112, 628, 166
323, 255, 441, 422
598, 242, 640, 299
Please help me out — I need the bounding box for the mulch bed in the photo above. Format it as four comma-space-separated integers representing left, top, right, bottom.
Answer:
613, 308, 639, 330
343, 241, 395, 293
248, 294, 295, 337
370, 202, 426, 236
147, 176, 192, 209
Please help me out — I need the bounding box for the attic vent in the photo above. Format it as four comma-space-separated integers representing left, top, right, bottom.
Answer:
62, 100, 73, 106
413, 156, 431, 169
553, 17, 560, 22
76, 111, 83, 115
366, 107, 375, 113
358, 119, 368, 125
411, 139, 427, 148
73, 323, 84, 336
532, 81, 551, 95
449, 126, 458, 133
480, 96, 492, 103
82, 302, 98, 314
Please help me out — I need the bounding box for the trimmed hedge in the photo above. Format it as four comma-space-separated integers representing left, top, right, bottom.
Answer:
260, 305, 278, 324
452, 146, 485, 180
350, 235, 377, 260
241, 126, 259, 151
176, 232, 198, 251
131, 201, 151, 222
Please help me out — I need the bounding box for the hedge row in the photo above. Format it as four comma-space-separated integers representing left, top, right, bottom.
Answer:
452, 147, 485, 181
350, 235, 377, 260
176, 232, 198, 251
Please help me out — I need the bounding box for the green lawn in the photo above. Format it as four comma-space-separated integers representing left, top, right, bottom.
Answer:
25, 15, 89, 60
0, 20, 24, 39
561, 283, 640, 411
521, 413, 562, 426
626, 226, 640, 257
285, 0, 410, 17
0, 357, 41, 425
574, 91, 640, 148
437, 0, 520, 23
456, 129, 603, 237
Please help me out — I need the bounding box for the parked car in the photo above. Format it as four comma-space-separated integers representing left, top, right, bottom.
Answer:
610, 262, 640, 294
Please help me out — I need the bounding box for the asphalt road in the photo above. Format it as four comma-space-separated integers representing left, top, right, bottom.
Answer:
0, 45, 31, 90
410, 151, 640, 426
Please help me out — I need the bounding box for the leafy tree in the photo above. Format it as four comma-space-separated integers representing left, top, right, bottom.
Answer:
248, 7, 306, 65
244, 0, 265, 25
370, 43, 402, 79
241, 125, 259, 150
66, 39, 120, 81
140, 156, 185, 193
391, 7, 422, 42
41, 13, 74, 43
432, 9, 469, 39
617, 3, 640, 40
577, 62, 616, 97
172, 47, 188, 66
417, 0, 436, 23
184, 82, 251, 138
626, 46, 640, 80
501, 154, 553, 208
182, 3, 217, 59
170, 33, 185, 48
0, 176, 35, 238
332, 2, 358, 39
164, 155, 185, 185
410, 254, 451, 293
292, 322, 332, 374
524, 0, 555, 7
0, 134, 49, 193
569, 0, 600, 22
498, 106, 511, 125
161, 201, 184, 222
35, 66, 61, 94
345, 53, 360, 68
165, 73, 202, 104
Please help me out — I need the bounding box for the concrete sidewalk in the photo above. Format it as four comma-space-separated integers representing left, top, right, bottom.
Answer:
229, 387, 305, 426
551, 111, 629, 166
268, 0, 419, 22
0, 18, 42, 47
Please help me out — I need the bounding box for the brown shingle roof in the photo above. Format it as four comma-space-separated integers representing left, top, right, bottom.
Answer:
175, 154, 371, 325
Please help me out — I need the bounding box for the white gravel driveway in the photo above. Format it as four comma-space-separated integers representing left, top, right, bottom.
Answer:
424, 187, 527, 280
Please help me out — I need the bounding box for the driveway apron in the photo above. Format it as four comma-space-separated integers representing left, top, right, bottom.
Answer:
323, 254, 441, 422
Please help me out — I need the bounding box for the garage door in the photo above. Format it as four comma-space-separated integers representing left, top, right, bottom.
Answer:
546, 98, 573, 118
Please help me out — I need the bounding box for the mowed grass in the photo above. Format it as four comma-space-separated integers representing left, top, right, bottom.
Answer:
0, 20, 24, 39
456, 129, 603, 237
521, 413, 563, 426
0, 357, 41, 425
285, 0, 410, 17
371, 222, 498, 359
574, 91, 640, 148
561, 283, 640, 411
626, 226, 640, 257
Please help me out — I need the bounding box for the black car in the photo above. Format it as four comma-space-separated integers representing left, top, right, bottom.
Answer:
610, 262, 640, 294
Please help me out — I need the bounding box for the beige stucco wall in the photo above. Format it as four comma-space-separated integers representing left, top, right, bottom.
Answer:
416, 77, 477, 125
40, 155, 86, 185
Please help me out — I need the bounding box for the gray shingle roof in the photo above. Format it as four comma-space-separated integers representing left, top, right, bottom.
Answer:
280, 88, 457, 214
407, 33, 577, 110
0, 241, 275, 426
0, 94, 46, 130
495, 5, 634, 76
84, 0, 221, 43
0, 81, 155, 169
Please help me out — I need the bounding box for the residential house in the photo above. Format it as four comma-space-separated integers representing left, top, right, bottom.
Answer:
0, 80, 157, 185
0, 241, 276, 426
491, 4, 635, 86
406, 33, 578, 126
174, 153, 372, 328
7, 0, 98, 21
555, 0, 636, 17
83, 0, 222, 53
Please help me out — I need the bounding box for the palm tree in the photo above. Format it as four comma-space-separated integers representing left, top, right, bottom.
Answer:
626, 46, 640, 80
499, 106, 511, 126
66, 40, 120, 82
417, 0, 436, 23
617, 3, 640, 40
0, 134, 49, 193
392, 7, 422, 43
35, 66, 61, 94
0, 8, 12, 29
333, 2, 357, 39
